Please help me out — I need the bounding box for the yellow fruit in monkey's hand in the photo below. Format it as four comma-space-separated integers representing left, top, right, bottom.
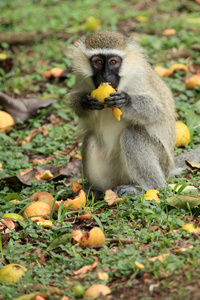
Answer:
112, 107, 122, 121
0, 111, 15, 133
91, 83, 116, 103
175, 121, 190, 147
91, 84, 122, 121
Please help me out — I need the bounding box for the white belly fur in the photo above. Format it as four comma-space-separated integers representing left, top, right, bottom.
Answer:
84, 108, 130, 191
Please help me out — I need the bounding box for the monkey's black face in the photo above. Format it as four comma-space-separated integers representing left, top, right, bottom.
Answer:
90, 55, 122, 89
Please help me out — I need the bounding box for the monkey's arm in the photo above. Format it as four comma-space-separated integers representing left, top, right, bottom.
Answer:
105, 92, 164, 124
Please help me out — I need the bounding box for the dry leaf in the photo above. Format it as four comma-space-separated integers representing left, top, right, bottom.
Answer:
0, 92, 57, 122
18, 125, 49, 145
1, 157, 82, 186
148, 253, 170, 262
104, 189, 123, 205
73, 257, 98, 275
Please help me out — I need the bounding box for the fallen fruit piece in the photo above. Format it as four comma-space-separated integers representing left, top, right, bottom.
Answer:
0, 264, 27, 284
2, 213, 23, 221
63, 189, 86, 211
96, 270, 109, 280
84, 284, 111, 299
154, 66, 173, 77
85, 16, 101, 31
144, 189, 160, 203
79, 227, 105, 248
162, 28, 176, 36
9, 199, 20, 204
91, 83, 122, 120
72, 284, 85, 298
181, 223, 200, 233
185, 74, 200, 89
40, 170, 53, 180
30, 191, 54, 207
175, 121, 190, 147
169, 63, 189, 72
23, 201, 51, 221
37, 219, 53, 228
42, 67, 64, 78
72, 180, 82, 193
134, 261, 145, 270
0, 111, 15, 133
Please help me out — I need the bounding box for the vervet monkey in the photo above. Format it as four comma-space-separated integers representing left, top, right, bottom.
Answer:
70, 31, 176, 196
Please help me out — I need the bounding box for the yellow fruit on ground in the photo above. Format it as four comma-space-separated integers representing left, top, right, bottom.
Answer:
78, 227, 106, 248
23, 201, 51, 221
40, 170, 53, 180
0, 111, 15, 133
63, 189, 86, 211
85, 16, 101, 31
175, 121, 190, 147
91, 83, 116, 103
0, 264, 27, 284
144, 189, 160, 203
84, 284, 111, 299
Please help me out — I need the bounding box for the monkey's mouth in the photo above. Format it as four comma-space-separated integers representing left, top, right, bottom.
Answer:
101, 82, 117, 90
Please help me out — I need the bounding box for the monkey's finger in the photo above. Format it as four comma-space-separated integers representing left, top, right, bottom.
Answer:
104, 97, 127, 108
89, 100, 104, 110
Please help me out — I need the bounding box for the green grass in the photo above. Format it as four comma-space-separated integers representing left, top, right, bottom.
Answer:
1, 0, 200, 299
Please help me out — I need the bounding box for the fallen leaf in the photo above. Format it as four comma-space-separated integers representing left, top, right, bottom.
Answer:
148, 253, 170, 262
46, 233, 72, 251
73, 257, 98, 275
0, 92, 57, 122
185, 160, 200, 169
18, 125, 49, 145
166, 195, 200, 210
1, 157, 82, 186
104, 189, 123, 205
174, 245, 194, 253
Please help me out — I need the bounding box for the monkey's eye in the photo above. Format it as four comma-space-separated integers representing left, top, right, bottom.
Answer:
110, 60, 117, 66
96, 59, 103, 65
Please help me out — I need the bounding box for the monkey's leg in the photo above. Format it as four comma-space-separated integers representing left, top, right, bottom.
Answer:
114, 126, 167, 196
82, 132, 115, 193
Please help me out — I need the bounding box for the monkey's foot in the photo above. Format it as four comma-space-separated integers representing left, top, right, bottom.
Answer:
113, 184, 142, 196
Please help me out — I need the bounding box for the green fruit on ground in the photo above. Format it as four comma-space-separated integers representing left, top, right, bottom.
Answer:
72, 284, 85, 297
0, 264, 27, 283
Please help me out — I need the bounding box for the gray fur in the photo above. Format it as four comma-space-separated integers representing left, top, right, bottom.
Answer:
69, 31, 176, 195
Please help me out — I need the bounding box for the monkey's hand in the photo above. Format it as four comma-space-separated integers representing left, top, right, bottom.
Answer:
104, 91, 131, 108
81, 94, 104, 110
